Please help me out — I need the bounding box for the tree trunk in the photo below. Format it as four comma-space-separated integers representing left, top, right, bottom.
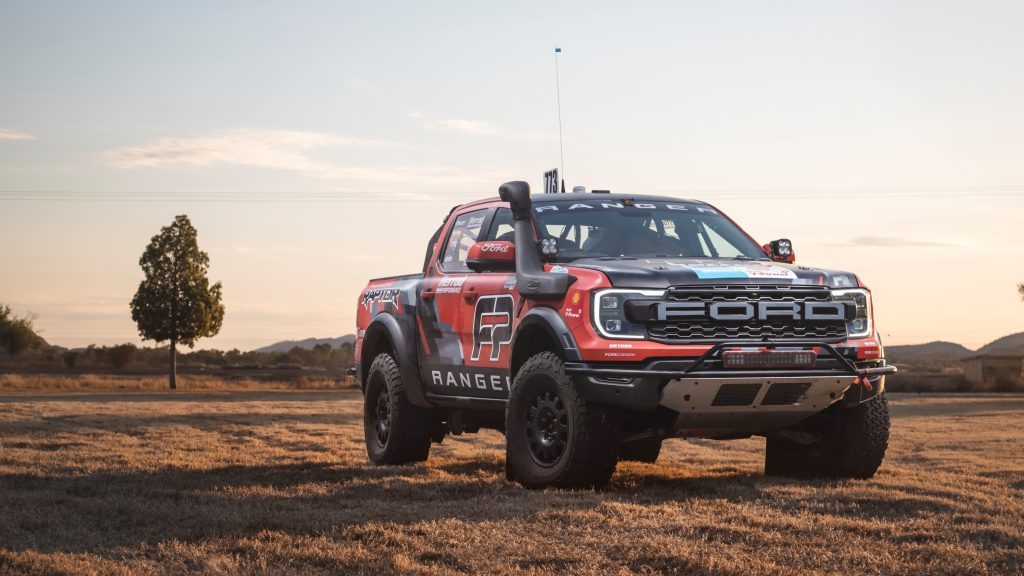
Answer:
169, 340, 177, 390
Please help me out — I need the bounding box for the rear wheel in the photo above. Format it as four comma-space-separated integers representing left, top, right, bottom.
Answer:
765, 393, 890, 478
505, 352, 622, 489
363, 352, 433, 465
619, 437, 663, 463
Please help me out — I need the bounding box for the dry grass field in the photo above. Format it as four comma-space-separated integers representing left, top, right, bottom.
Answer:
0, 374, 348, 392
0, 389, 1022, 576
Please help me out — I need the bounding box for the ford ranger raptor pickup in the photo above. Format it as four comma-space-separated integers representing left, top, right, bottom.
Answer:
354, 181, 895, 489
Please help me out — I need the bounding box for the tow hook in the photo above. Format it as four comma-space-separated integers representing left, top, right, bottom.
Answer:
854, 375, 872, 390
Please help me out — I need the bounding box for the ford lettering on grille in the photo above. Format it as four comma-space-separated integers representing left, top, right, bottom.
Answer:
655, 301, 852, 322
642, 286, 853, 344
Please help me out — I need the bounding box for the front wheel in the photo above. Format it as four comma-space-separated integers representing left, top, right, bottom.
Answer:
505, 352, 622, 489
765, 393, 890, 478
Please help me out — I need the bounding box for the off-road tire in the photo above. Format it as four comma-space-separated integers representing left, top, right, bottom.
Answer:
765, 393, 890, 478
505, 352, 622, 489
363, 352, 433, 465
619, 437, 663, 463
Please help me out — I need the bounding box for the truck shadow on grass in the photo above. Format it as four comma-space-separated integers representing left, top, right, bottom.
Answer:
0, 390, 352, 404
0, 409, 361, 436
0, 453, 965, 558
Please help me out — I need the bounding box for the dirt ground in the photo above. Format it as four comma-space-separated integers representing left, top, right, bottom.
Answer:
0, 390, 1022, 575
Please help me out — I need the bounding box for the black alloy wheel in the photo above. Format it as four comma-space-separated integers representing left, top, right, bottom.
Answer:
372, 380, 391, 449
526, 390, 569, 466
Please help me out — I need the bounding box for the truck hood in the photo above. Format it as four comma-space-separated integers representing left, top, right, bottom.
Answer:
567, 258, 860, 289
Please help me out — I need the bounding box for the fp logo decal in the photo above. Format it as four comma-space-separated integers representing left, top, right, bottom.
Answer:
471, 294, 514, 362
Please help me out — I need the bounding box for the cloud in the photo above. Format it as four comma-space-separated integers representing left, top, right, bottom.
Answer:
830, 235, 960, 248
102, 128, 499, 188
410, 113, 494, 135
0, 128, 35, 141
103, 129, 400, 170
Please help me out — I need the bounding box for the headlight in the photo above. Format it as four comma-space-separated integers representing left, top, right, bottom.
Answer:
592, 289, 664, 339
831, 288, 872, 338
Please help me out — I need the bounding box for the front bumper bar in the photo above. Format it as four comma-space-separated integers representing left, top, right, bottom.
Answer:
565, 341, 896, 413
566, 340, 897, 380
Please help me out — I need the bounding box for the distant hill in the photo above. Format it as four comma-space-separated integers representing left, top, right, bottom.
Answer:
976, 331, 1024, 356
253, 335, 356, 353
886, 333, 1024, 374
886, 341, 972, 366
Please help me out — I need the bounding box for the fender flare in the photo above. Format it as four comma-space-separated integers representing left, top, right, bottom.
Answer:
361, 313, 430, 407
510, 307, 583, 376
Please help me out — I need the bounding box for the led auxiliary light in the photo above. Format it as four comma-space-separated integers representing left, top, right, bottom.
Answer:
540, 238, 558, 256
722, 349, 816, 369
772, 239, 792, 256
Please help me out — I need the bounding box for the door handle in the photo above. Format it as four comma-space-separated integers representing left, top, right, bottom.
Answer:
463, 286, 478, 303
420, 289, 435, 299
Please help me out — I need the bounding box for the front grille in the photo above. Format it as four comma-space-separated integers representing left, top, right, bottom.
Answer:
666, 284, 833, 302
711, 383, 762, 406
649, 322, 847, 342
649, 284, 848, 344
760, 382, 812, 405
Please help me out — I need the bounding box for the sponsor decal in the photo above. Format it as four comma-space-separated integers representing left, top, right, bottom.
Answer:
471, 294, 514, 361
563, 290, 584, 318
480, 242, 510, 253
603, 351, 636, 358
673, 261, 797, 280
361, 288, 400, 308
436, 275, 467, 294
534, 201, 716, 214
829, 274, 856, 288
609, 343, 633, 349
551, 265, 569, 274
503, 276, 517, 290
431, 369, 511, 392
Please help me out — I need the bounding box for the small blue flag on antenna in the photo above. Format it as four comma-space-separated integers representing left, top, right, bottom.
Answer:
555, 47, 561, 53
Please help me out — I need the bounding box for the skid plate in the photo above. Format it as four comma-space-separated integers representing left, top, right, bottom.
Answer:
659, 375, 858, 437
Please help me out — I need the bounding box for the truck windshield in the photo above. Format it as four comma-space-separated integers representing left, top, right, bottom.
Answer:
533, 199, 768, 262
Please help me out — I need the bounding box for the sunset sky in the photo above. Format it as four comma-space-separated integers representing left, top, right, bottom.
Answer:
1, 1, 1022, 351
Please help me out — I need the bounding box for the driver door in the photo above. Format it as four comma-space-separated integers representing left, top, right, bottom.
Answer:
417, 208, 490, 396
456, 208, 518, 399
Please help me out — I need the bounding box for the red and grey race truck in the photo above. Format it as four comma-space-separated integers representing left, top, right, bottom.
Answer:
354, 181, 895, 488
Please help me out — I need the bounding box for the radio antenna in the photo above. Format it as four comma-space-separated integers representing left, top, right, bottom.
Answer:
554, 47, 565, 192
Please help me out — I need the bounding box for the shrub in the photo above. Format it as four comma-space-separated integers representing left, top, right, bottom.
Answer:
108, 343, 137, 369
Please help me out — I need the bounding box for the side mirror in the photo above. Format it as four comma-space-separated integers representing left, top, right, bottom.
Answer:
764, 239, 795, 263
466, 241, 516, 272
